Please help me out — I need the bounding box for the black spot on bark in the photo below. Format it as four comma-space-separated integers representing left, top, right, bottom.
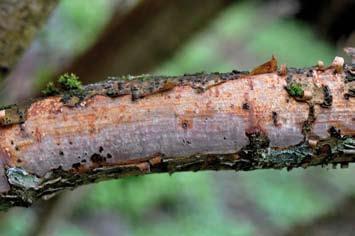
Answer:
329, 126, 341, 138
272, 111, 278, 126
0, 66, 9, 75
245, 129, 270, 149
305, 69, 313, 77
242, 103, 250, 110
182, 122, 188, 129
72, 163, 81, 169
321, 85, 332, 108
182, 139, 191, 145
91, 153, 106, 163
302, 105, 316, 135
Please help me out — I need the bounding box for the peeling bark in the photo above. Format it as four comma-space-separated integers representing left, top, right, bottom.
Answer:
0, 0, 58, 77
0, 57, 354, 210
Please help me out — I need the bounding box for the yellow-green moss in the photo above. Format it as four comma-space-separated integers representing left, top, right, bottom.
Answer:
58, 73, 82, 90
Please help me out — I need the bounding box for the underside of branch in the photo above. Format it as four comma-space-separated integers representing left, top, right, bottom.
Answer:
0, 56, 354, 210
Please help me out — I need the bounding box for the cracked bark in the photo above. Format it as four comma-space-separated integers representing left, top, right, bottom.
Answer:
0, 0, 58, 78
0, 56, 354, 210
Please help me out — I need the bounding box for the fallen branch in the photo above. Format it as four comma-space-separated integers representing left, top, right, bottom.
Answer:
0, 56, 354, 210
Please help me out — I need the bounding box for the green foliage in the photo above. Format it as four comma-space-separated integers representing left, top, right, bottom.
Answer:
58, 73, 82, 90
42, 0, 114, 54
79, 173, 213, 218
33, 0, 114, 90
77, 173, 254, 236
0, 210, 32, 236
247, 21, 335, 67
239, 169, 332, 227
53, 225, 87, 236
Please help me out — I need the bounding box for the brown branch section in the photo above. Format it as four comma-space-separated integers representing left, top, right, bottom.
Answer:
0, 56, 354, 210
0, 0, 58, 77
285, 195, 355, 236
61, 0, 233, 83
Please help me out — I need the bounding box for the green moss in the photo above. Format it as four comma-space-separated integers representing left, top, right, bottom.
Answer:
41, 73, 83, 97
58, 73, 82, 90
118, 74, 151, 81
287, 83, 304, 97
134, 74, 152, 81
41, 82, 59, 96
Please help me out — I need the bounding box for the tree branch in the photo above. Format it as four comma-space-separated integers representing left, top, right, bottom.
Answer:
284, 195, 355, 236
60, 0, 233, 83
0, 0, 58, 77
0, 56, 354, 210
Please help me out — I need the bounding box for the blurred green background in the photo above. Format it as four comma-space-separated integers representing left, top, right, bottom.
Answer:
0, 0, 354, 235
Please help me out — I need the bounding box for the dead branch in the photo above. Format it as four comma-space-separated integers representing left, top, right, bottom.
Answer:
60, 0, 233, 83
0, 56, 353, 210
0, 0, 58, 78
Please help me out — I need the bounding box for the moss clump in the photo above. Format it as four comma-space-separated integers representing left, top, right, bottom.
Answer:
58, 73, 82, 90
42, 82, 59, 96
40, 73, 84, 106
41, 73, 82, 96
287, 83, 304, 97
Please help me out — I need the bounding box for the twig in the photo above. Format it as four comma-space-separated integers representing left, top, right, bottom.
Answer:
0, 56, 353, 210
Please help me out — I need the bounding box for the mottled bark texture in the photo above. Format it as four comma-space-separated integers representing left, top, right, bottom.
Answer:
0, 57, 354, 210
61, 0, 232, 83
0, 0, 58, 78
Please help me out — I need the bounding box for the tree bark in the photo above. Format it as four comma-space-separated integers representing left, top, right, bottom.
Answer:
0, 57, 353, 210
0, 0, 58, 78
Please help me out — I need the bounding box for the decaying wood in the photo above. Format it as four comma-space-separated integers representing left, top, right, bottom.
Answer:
0, 0, 58, 78
0, 56, 353, 210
